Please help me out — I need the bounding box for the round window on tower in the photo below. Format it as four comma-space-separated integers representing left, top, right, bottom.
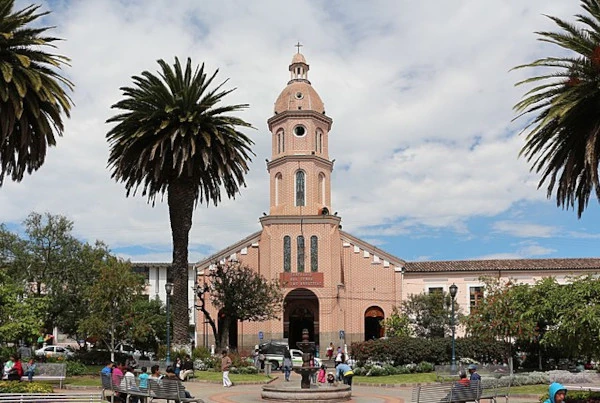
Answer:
295, 91, 304, 100
294, 125, 306, 137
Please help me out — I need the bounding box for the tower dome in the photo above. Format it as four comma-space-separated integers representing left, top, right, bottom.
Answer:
274, 51, 326, 114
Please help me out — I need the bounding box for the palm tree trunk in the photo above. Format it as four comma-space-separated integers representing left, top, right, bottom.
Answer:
167, 178, 195, 350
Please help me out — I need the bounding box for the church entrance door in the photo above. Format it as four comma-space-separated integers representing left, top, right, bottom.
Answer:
283, 288, 319, 349
364, 306, 384, 341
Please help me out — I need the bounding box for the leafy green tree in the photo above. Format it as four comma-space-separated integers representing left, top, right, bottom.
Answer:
0, 270, 48, 344
106, 57, 255, 348
195, 260, 283, 349
465, 277, 537, 367
381, 306, 413, 338
78, 257, 146, 361
513, 0, 600, 217
126, 297, 167, 355
402, 291, 459, 338
0, 0, 73, 186
539, 275, 600, 360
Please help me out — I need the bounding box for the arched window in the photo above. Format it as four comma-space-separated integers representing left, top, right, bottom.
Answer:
316, 130, 323, 153
310, 236, 318, 272
277, 130, 285, 153
275, 173, 283, 206
283, 236, 291, 272
318, 173, 325, 205
297, 235, 305, 272
295, 171, 305, 206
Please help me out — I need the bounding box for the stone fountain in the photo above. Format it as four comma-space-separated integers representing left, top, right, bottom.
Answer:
261, 328, 351, 401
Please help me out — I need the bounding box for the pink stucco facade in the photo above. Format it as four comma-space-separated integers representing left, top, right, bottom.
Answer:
192, 52, 600, 355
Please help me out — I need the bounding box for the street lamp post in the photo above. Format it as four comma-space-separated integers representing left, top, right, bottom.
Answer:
165, 282, 173, 366
449, 283, 458, 372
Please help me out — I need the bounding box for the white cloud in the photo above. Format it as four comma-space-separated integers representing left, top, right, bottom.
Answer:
491, 221, 557, 238
2, 0, 593, 262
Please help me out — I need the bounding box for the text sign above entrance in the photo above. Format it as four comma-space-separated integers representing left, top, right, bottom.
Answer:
280, 272, 324, 288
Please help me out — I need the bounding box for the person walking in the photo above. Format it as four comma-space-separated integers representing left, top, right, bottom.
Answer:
282, 349, 292, 382
221, 350, 233, 387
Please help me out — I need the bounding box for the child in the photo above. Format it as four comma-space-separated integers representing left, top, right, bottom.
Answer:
317, 364, 326, 384
326, 371, 335, 386
138, 366, 149, 390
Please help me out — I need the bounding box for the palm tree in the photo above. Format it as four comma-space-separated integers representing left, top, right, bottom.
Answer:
0, 0, 73, 186
513, 0, 600, 217
106, 57, 254, 348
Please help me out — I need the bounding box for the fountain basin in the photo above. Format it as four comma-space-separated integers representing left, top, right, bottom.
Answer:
261, 383, 351, 402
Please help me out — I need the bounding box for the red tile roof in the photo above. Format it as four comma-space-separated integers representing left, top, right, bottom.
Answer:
404, 258, 600, 272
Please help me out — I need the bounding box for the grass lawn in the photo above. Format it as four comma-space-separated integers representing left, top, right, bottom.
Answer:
510, 384, 548, 395
354, 372, 437, 384
65, 371, 272, 387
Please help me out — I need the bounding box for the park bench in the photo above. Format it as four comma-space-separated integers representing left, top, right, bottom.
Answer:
101, 373, 204, 403
0, 393, 102, 402
412, 379, 510, 403
20, 362, 67, 388
134, 360, 195, 381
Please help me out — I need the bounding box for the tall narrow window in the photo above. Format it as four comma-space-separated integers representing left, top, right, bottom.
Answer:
317, 130, 323, 153
310, 236, 318, 272
297, 235, 305, 272
275, 173, 283, 206
283, 236, 291, 272
296, 171, 305, 206
318, 173, 325, 205
277, 130, 285, 153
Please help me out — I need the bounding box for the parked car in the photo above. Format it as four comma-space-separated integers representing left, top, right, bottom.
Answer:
35, 345, 75, 359
258, 341, 320, 370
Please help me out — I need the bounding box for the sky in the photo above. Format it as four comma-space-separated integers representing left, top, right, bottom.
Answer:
1, 0, 599, 264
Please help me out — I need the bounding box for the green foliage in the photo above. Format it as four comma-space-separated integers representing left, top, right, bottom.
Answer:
128, 297, 166, 354
78, 256, 146, 361
351, 337, 505, 366
233, 365, 258, 374
465, 277, 536, 362
192, 346, 211, 360
74, 349, 126, 366
0, 381, 53, 393
512, 0, 600, 217
65, 360, 87, 376
105, 56, 255, 348
402, 291, 461, 338
381, 306, 413, 338
0, 0, 74, 186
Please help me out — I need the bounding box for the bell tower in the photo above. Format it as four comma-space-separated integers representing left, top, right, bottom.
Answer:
266, 48, 334, 216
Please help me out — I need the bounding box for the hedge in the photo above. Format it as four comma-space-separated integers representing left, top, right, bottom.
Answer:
350, 336, 507, 366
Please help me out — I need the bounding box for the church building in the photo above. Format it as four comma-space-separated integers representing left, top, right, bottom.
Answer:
190, 50, 600, 355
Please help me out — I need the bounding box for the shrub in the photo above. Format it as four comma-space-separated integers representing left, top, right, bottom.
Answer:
0, 381, 53, 393
65, 360, 87, 376
416, 361, 435, 373
366, 365, 388, 376
539, 390, 600, 403
234, 366, 259, 374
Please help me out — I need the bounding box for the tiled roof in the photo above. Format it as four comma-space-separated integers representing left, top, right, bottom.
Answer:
404, 258, 600, 273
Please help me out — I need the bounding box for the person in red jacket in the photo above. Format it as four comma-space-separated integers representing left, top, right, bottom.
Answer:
7, 356, 23, 381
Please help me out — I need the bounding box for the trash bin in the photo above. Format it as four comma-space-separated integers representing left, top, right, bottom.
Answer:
264, 361, 272, 376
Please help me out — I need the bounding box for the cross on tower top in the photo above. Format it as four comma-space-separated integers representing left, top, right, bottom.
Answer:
295, 41, 303, 53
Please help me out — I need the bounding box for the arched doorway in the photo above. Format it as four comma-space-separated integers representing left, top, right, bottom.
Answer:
217, 310, 238, 350
284, 288, 319, 349
364, 306, 384, 341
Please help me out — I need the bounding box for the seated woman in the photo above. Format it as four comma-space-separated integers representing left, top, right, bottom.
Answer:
7, 357, 23, 381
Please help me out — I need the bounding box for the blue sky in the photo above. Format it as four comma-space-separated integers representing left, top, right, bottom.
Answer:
2, 0, 598, 263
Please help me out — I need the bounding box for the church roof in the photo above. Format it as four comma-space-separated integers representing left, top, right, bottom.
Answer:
194, 230, 262, 268
274, 81, 325, 114
291, 52, 307, 64
404, 258, 600, 273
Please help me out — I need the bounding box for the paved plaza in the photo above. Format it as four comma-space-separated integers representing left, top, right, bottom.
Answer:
63, 371, 542, 403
